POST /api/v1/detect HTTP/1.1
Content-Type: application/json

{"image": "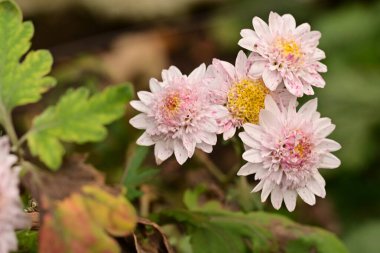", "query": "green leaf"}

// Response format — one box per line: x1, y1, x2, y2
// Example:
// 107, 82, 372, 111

344, 221, 380, 253
0, 0, 56, 112
159, 190, 349, 253
16, 230, 38, 253
27, 84, 133, 170
124, 145, 159, 200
